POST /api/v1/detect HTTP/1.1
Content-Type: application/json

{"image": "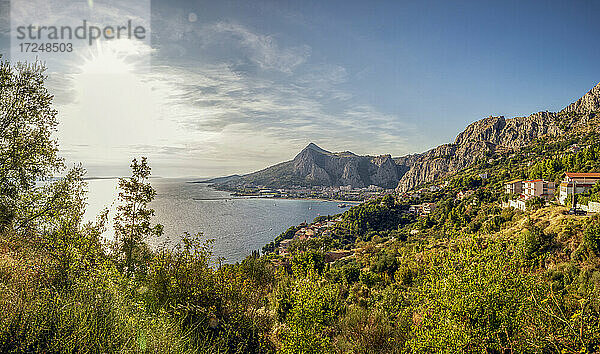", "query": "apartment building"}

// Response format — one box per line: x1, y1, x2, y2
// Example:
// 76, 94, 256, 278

558, 172, 600, 205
